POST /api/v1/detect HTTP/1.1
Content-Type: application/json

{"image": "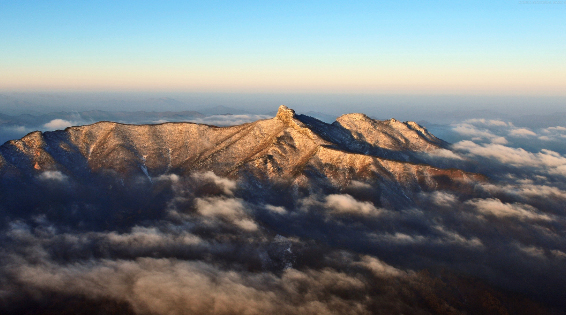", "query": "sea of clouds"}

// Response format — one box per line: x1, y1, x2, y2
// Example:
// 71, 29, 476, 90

1, 117, 565, 314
